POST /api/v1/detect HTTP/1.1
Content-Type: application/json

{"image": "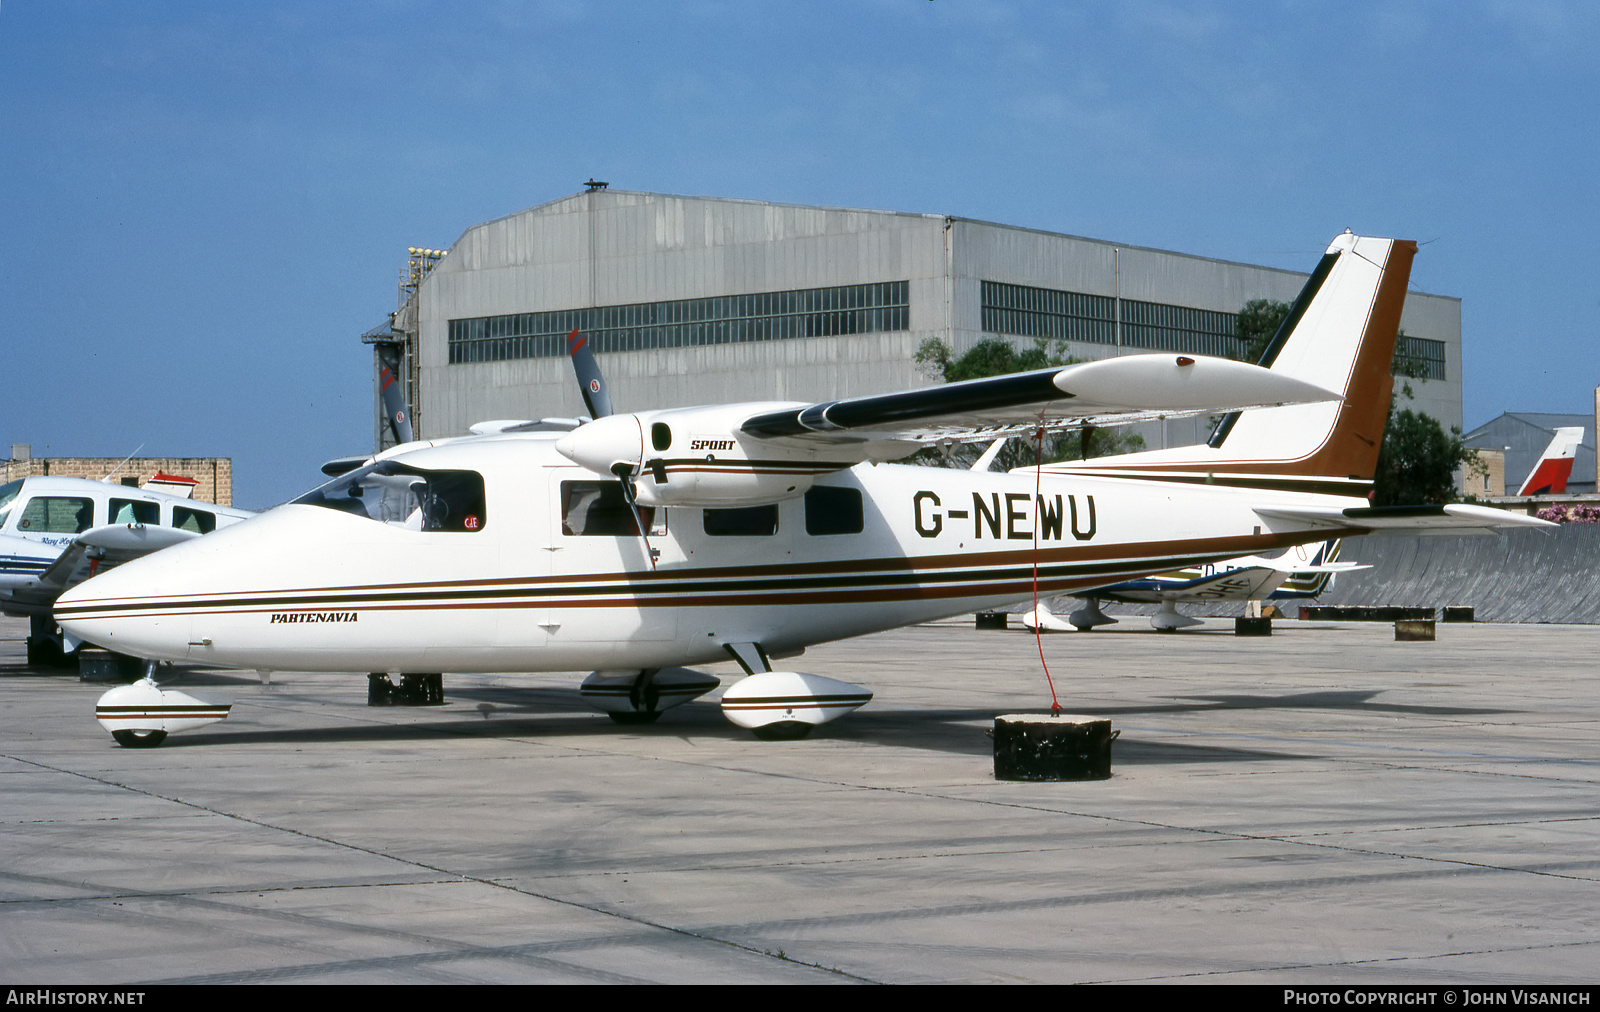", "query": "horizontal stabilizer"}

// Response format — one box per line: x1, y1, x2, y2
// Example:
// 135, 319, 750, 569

1256, 503, 1555, 536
